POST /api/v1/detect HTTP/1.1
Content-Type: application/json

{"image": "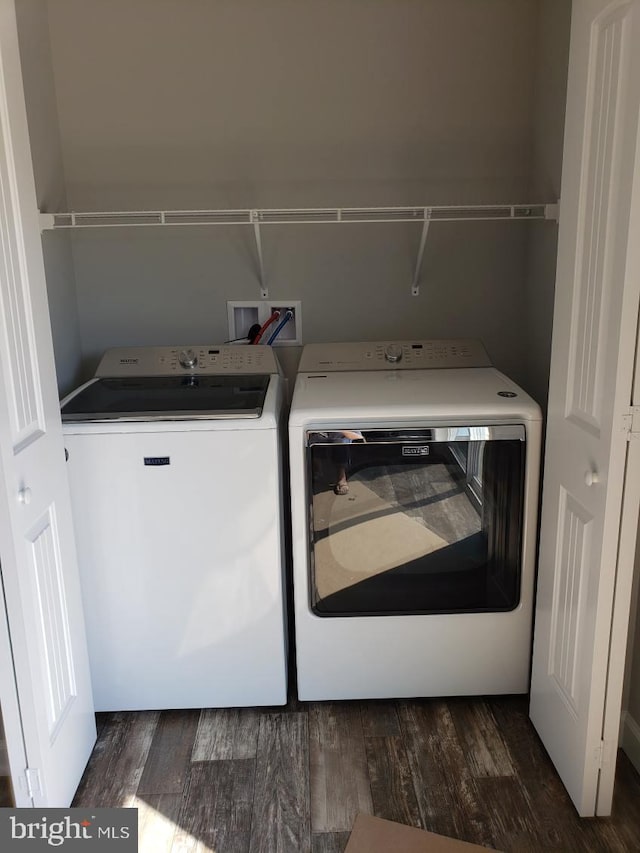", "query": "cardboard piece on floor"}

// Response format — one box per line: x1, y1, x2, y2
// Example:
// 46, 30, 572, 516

345, 814, 498, 852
